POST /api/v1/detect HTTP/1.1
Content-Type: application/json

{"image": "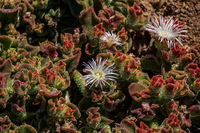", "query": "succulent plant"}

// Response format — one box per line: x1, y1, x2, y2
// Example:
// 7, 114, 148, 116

145, 16, 187, 48
0, 0, 199, 132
